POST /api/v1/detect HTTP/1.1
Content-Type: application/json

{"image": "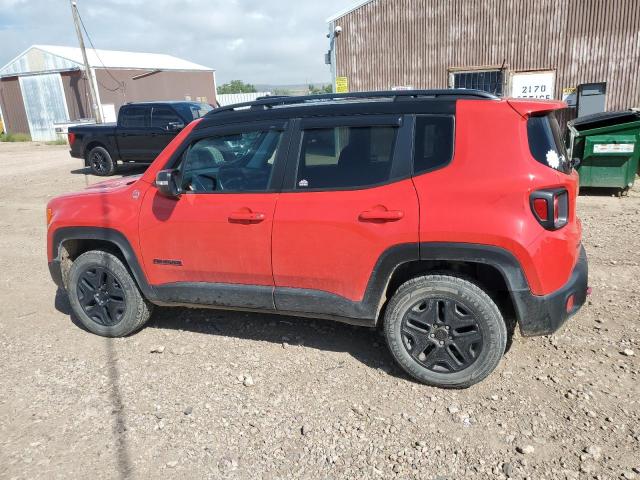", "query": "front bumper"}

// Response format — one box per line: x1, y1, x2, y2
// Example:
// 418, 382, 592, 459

513, 245, 589, 336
